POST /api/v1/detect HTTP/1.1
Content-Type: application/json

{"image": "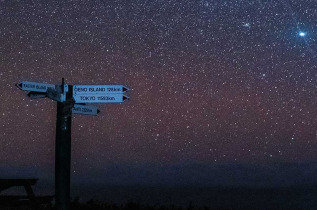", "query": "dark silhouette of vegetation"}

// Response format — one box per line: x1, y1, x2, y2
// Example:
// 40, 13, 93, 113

69, 199, 216, 210
0, 199, 225, 210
